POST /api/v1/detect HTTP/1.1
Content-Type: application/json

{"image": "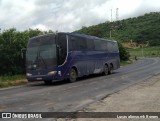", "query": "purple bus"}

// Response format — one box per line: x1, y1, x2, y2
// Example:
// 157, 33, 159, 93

26, 32, 120, 84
